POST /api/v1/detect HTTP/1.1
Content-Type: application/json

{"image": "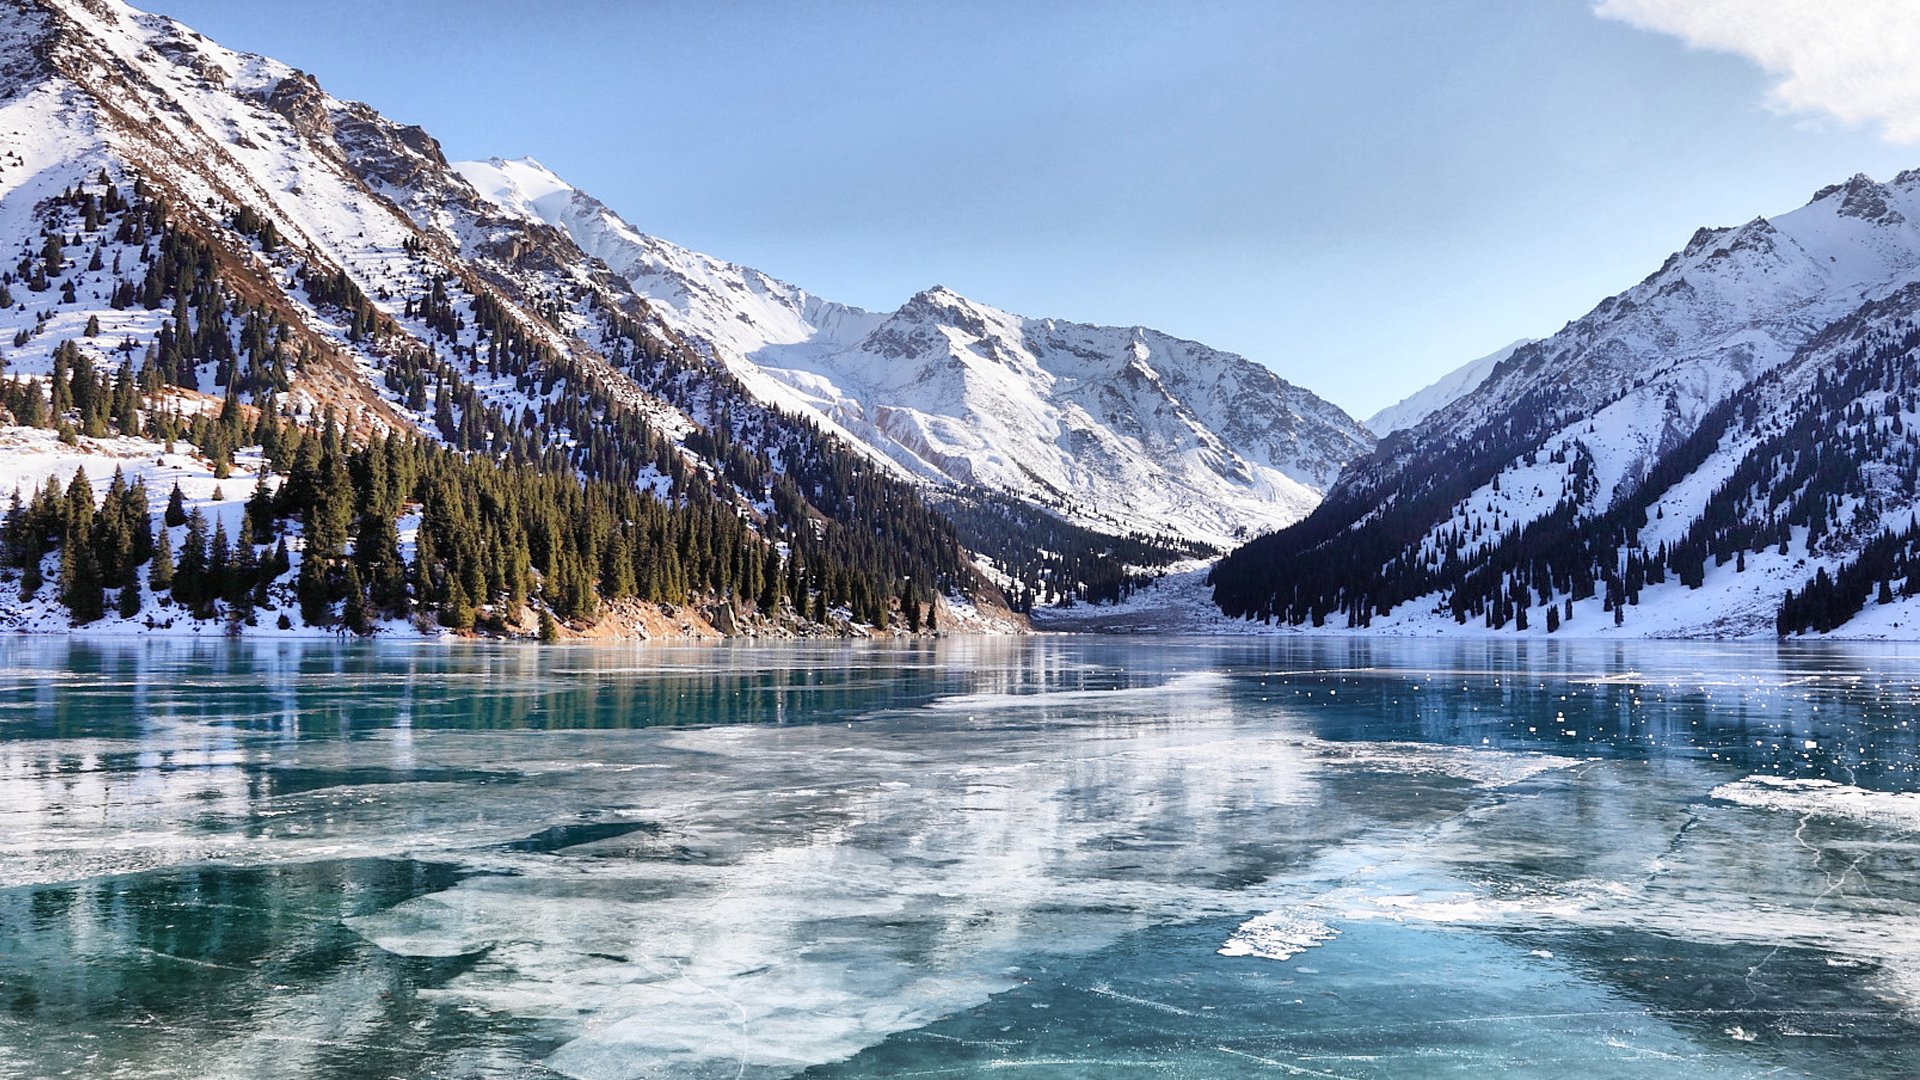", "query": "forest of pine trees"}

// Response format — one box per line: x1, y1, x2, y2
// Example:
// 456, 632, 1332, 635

0, 174, 976, 636
0, 373, 942, 635
934, 489, 1210, 610
1210, 310, 1920, 637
